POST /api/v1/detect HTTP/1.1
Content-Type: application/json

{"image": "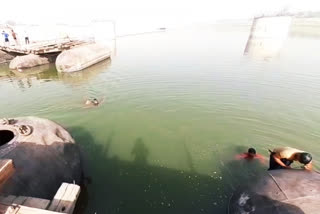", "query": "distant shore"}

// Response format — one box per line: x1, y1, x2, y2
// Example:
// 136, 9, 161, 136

290, 18, 320, 37
214, 17, 320, 38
